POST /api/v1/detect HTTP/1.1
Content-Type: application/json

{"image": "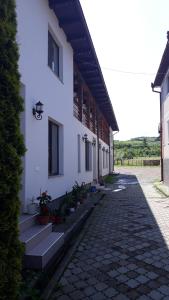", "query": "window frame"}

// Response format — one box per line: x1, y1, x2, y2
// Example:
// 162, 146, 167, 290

85, 141, 92, 171
48, 120, 59, 176
48, 30, 63, 81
